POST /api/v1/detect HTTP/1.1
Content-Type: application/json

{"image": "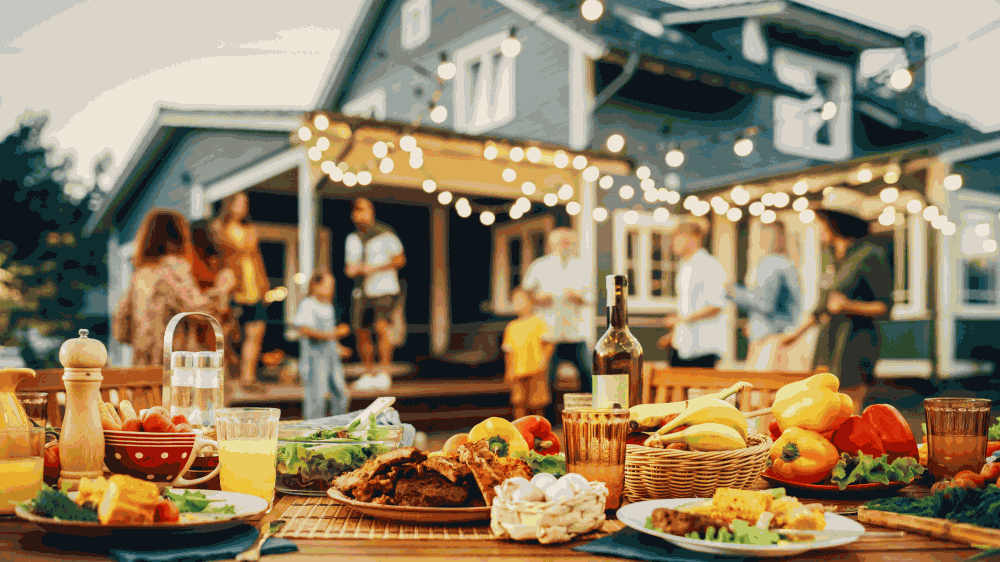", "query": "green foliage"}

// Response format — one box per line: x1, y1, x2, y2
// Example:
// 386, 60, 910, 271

830, 452, 924, 490
163, 490, 236, 514
27, 484, 100, 522
865, 484, 1000, 531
